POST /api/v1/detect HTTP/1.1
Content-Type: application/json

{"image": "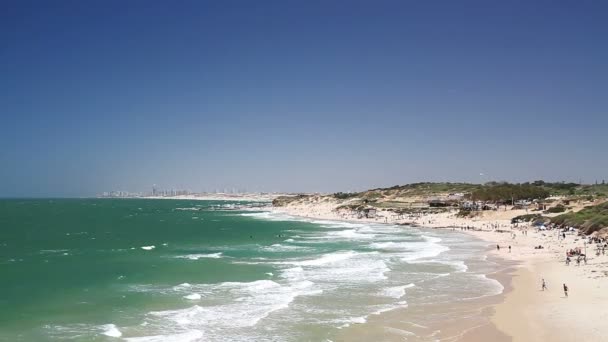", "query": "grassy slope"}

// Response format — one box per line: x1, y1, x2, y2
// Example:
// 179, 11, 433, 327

551, 201, 608, 234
